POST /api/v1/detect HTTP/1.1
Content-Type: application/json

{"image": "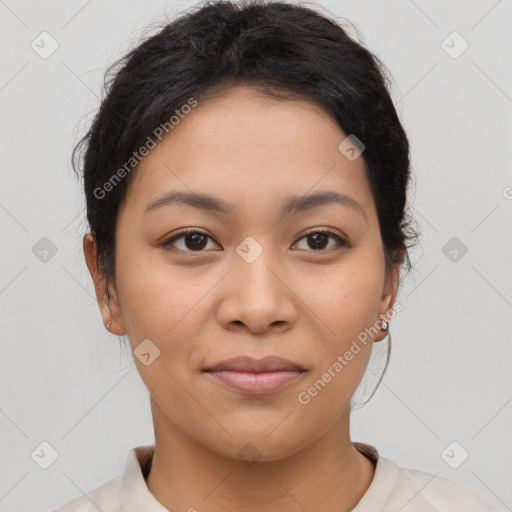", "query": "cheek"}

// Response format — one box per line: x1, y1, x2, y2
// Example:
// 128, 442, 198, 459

294, 268, 380, 420
115, 246, 217, 394
301, 258, 384, 341
115, 239, 203, 337
115, 258, 203, 403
